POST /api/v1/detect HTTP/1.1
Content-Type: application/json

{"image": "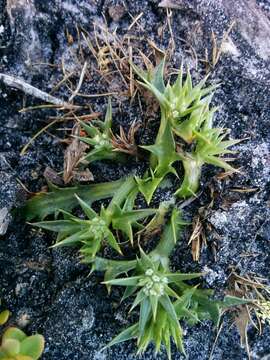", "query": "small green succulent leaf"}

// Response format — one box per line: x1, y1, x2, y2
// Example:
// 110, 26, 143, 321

130, 289, 147, 311
131, 60, 169, 109
51, 230, 87, 248
1, 338, 20, 356
2, 328, 27, 343
79, 100, 121, 164
175, 155, 202, 198
151, 59, 166, 93
20, 335, 45, 360
149, 295, 158, 321
112, 208, 157, 243
151, 208, 183, 261
0, 310, 10, 326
